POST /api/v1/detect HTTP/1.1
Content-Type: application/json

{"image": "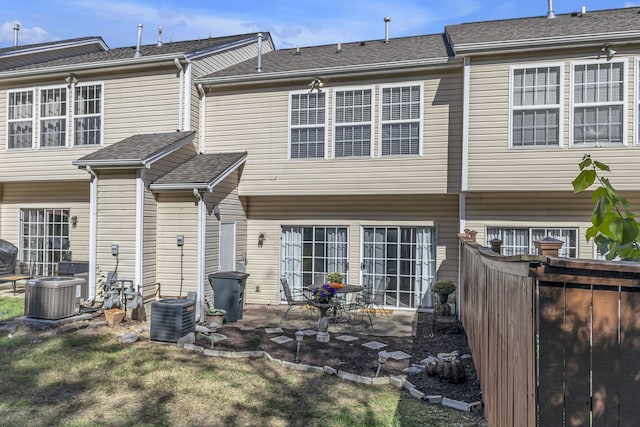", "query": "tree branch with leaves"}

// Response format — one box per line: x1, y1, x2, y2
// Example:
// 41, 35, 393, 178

572, 154, 640, 261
